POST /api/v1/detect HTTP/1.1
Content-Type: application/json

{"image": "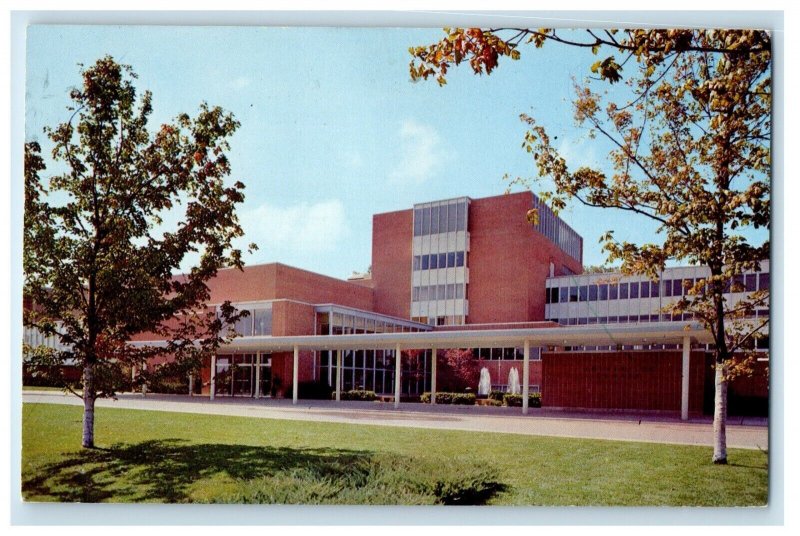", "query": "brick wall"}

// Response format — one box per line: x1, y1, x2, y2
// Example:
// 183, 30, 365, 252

542, 350, 706, 413
371, 209, 413, 319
